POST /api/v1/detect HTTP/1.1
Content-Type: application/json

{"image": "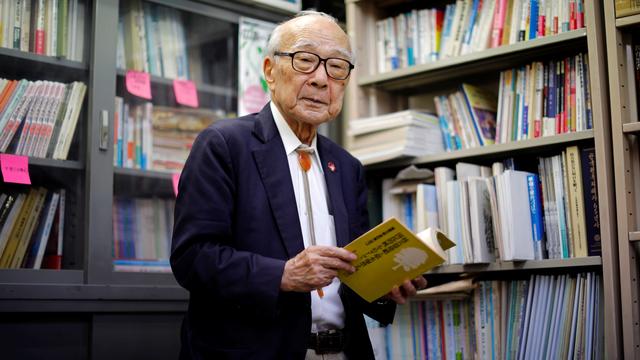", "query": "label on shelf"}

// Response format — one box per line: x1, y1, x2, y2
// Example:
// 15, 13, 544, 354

173, 172, 180, 196
173, 79, 199, 108
0, 154, 31, 185
125, 70, 152, 100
